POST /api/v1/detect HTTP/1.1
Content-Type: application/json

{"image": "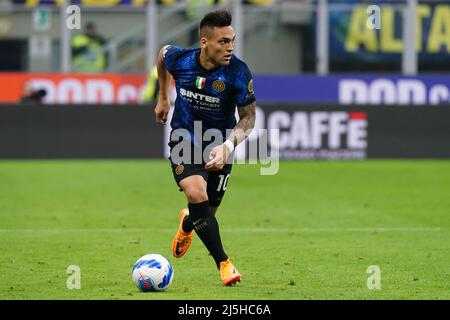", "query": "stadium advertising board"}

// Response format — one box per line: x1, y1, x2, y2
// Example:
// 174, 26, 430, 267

258, 107, 368, 160
0, 104, 164, 158
2, 73, 450, 105
326, 0, 450, 67
257, 105, 450, 159
255, 75, 450, 105
0, 73, 146, 104
14, 0, 152, 6
1, 104, 449, 159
